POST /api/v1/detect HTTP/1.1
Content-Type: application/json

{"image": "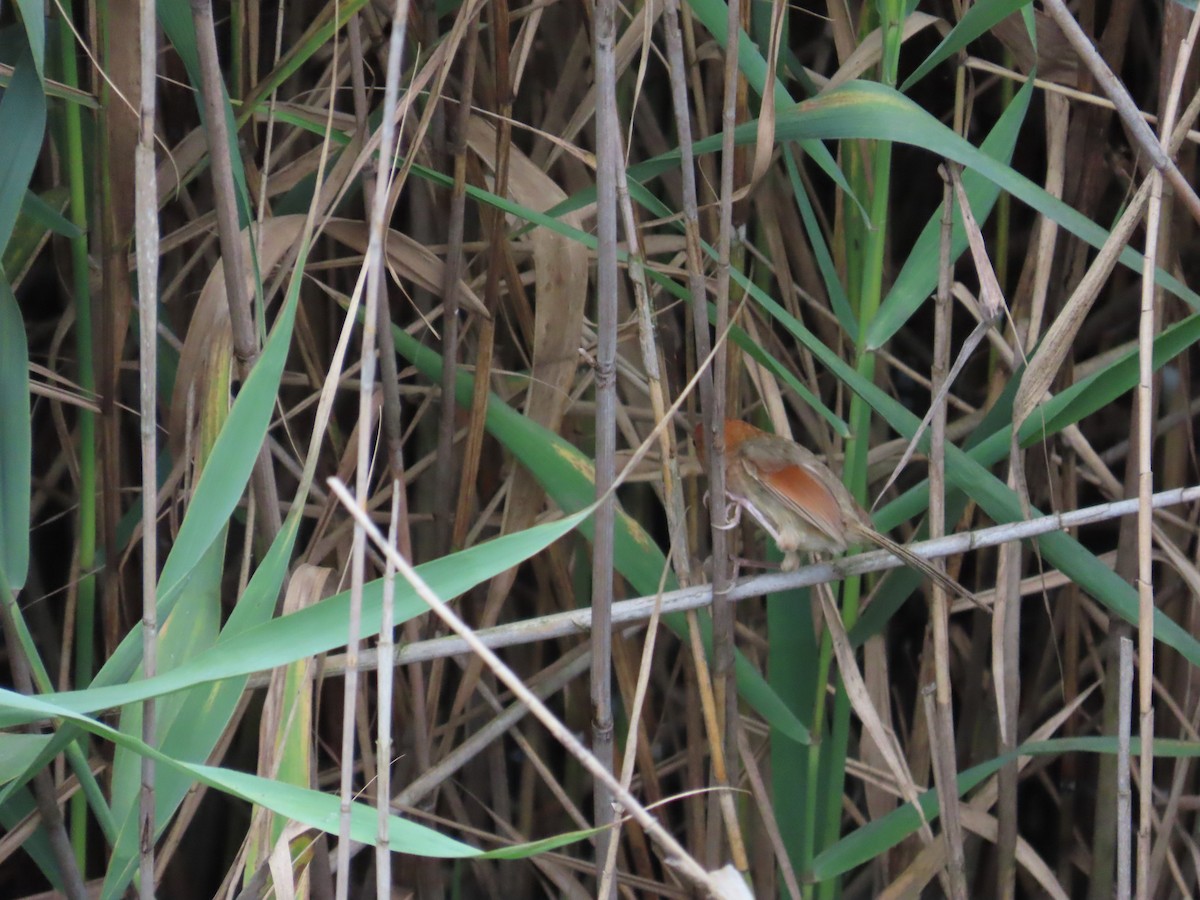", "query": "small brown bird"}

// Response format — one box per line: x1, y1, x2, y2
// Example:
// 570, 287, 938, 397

695, 419, 975, 604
